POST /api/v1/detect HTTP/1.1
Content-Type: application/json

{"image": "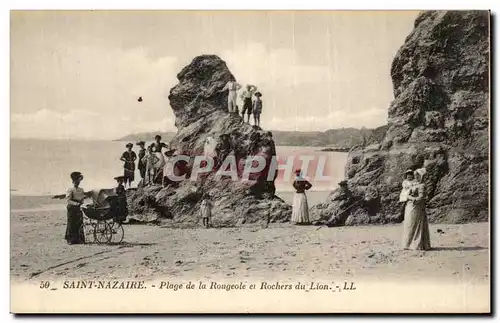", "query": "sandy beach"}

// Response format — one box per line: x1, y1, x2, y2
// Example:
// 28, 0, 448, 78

11, 195, 489, 285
